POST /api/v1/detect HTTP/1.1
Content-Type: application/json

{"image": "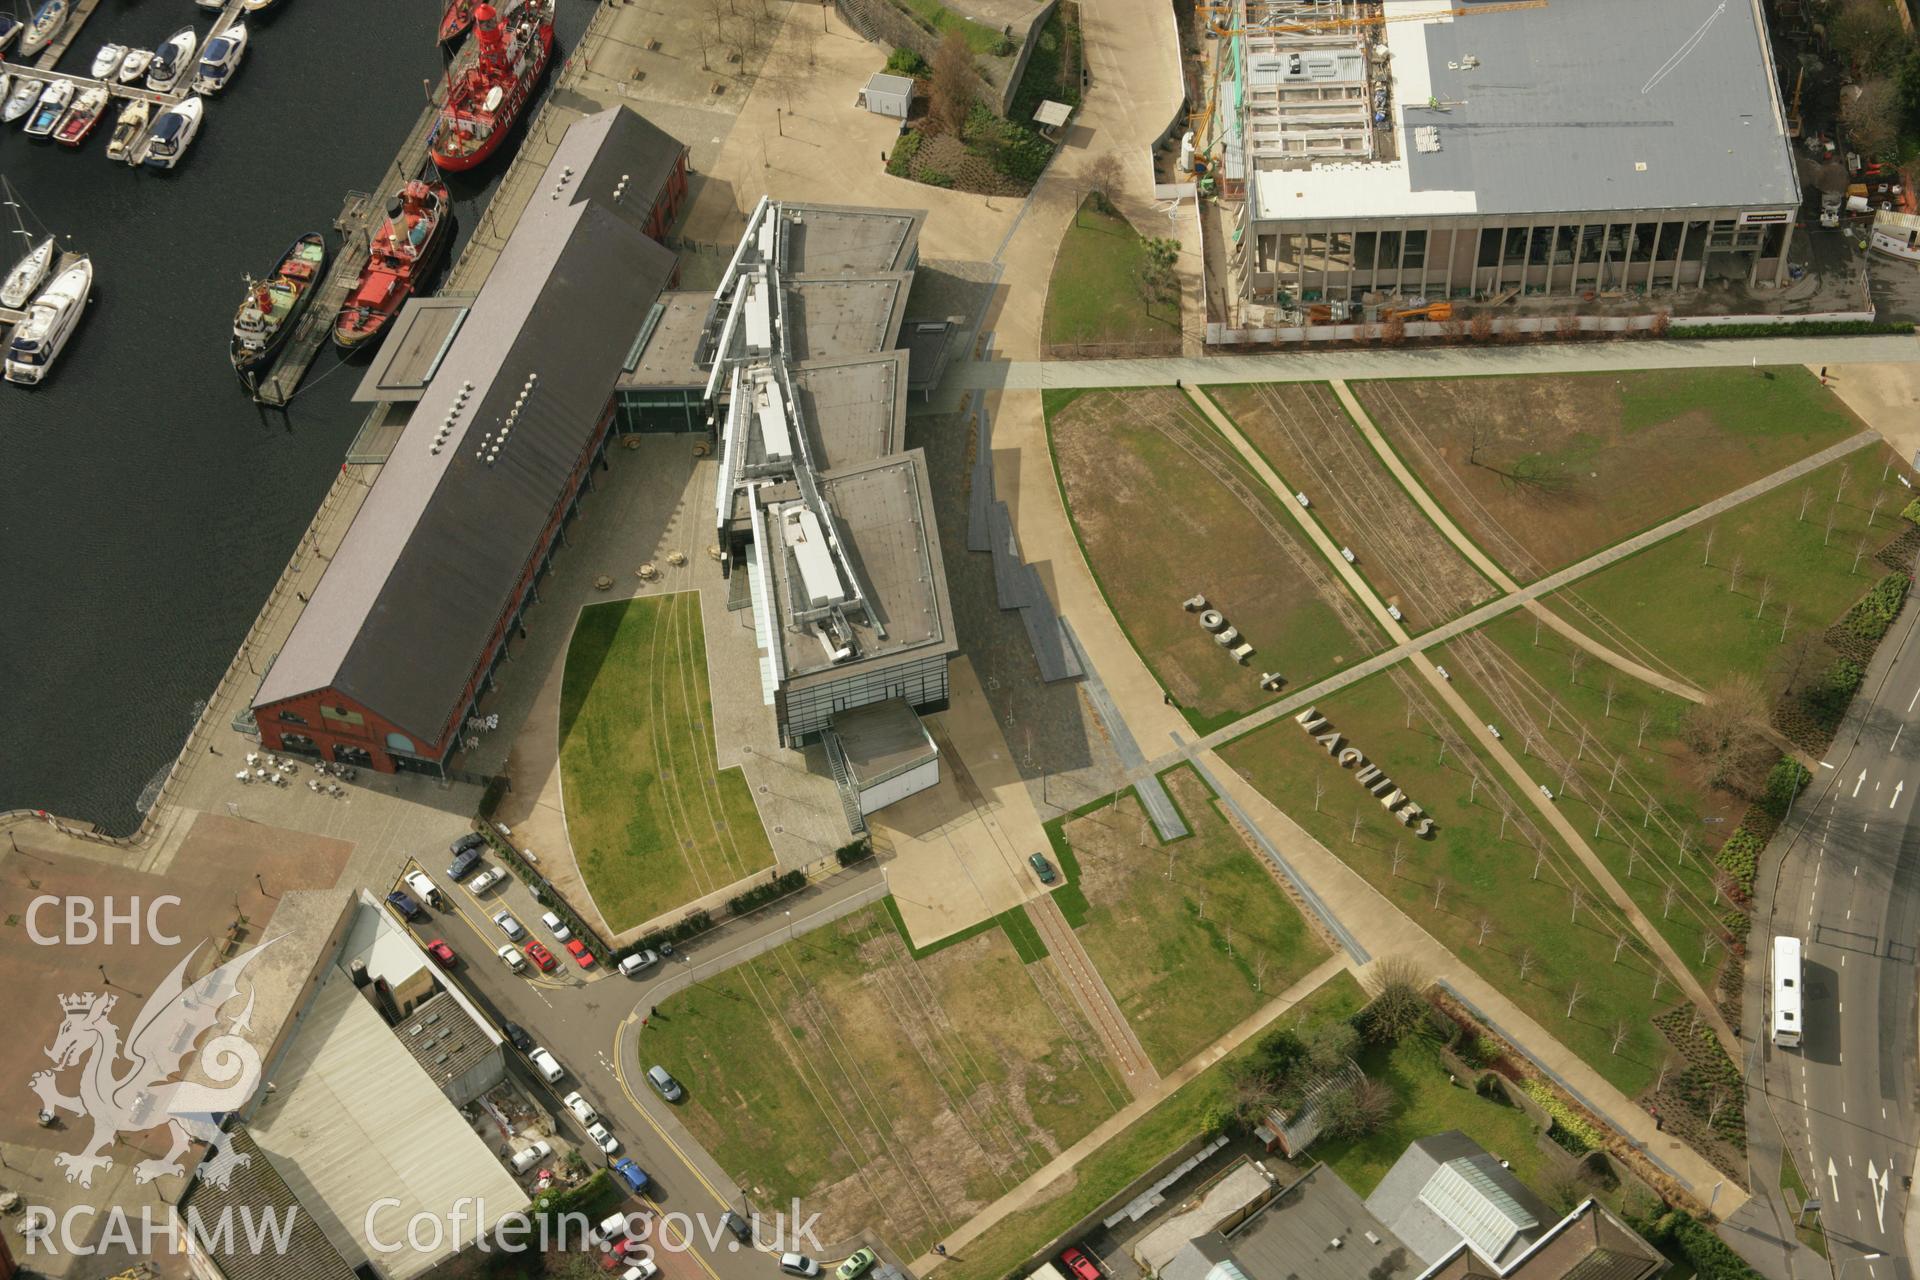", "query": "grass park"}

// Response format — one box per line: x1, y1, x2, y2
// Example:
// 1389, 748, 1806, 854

1437, 613, 1744, 991
1205, 381, 1497, 630
1048, 387, 1386, 730
1054, 767, 1332, 1073
1355, 367, 1870, 581
1548, 444, 1918, 711
939, 971, 1368, 1280
1042, 197, 1183, 354
644, 906, 1129, 1259
558, 594, 774, 932
1219, 668, 1694, 1098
